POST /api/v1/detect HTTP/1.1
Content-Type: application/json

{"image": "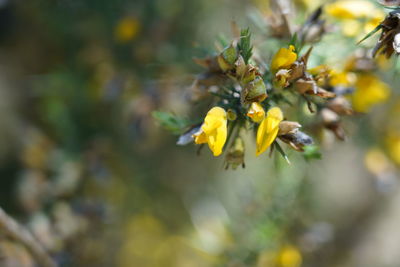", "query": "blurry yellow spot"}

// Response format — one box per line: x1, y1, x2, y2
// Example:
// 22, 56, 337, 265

257, 250, 276, 267
326, 0, 377, 19
296, 0, 324, 10
271, 45, 297, 73
21, 131, 53, 169
365, 14, 385, 33
276, 245, 302, 267
247, 102, 265, 123
118, 214, 166, 267
115, 17, 140, 43
194, 107, 227, 156
326, 1, 384, 38
329, 71, 355, 87
352, 74, 390, 112
364, 148, 390, 175
386, 133, 400, 165
375, 54, 391, 70
341, 20, 362, 37
256, 107, 283, 156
